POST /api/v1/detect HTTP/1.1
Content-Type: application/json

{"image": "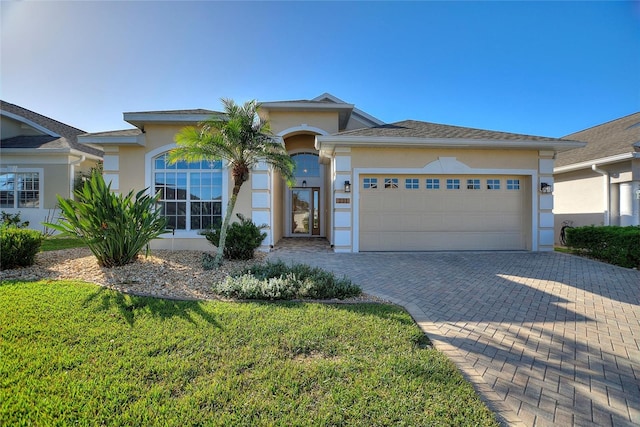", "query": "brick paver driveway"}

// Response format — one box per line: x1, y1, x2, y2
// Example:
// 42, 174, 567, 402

268, 247, 640, 427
